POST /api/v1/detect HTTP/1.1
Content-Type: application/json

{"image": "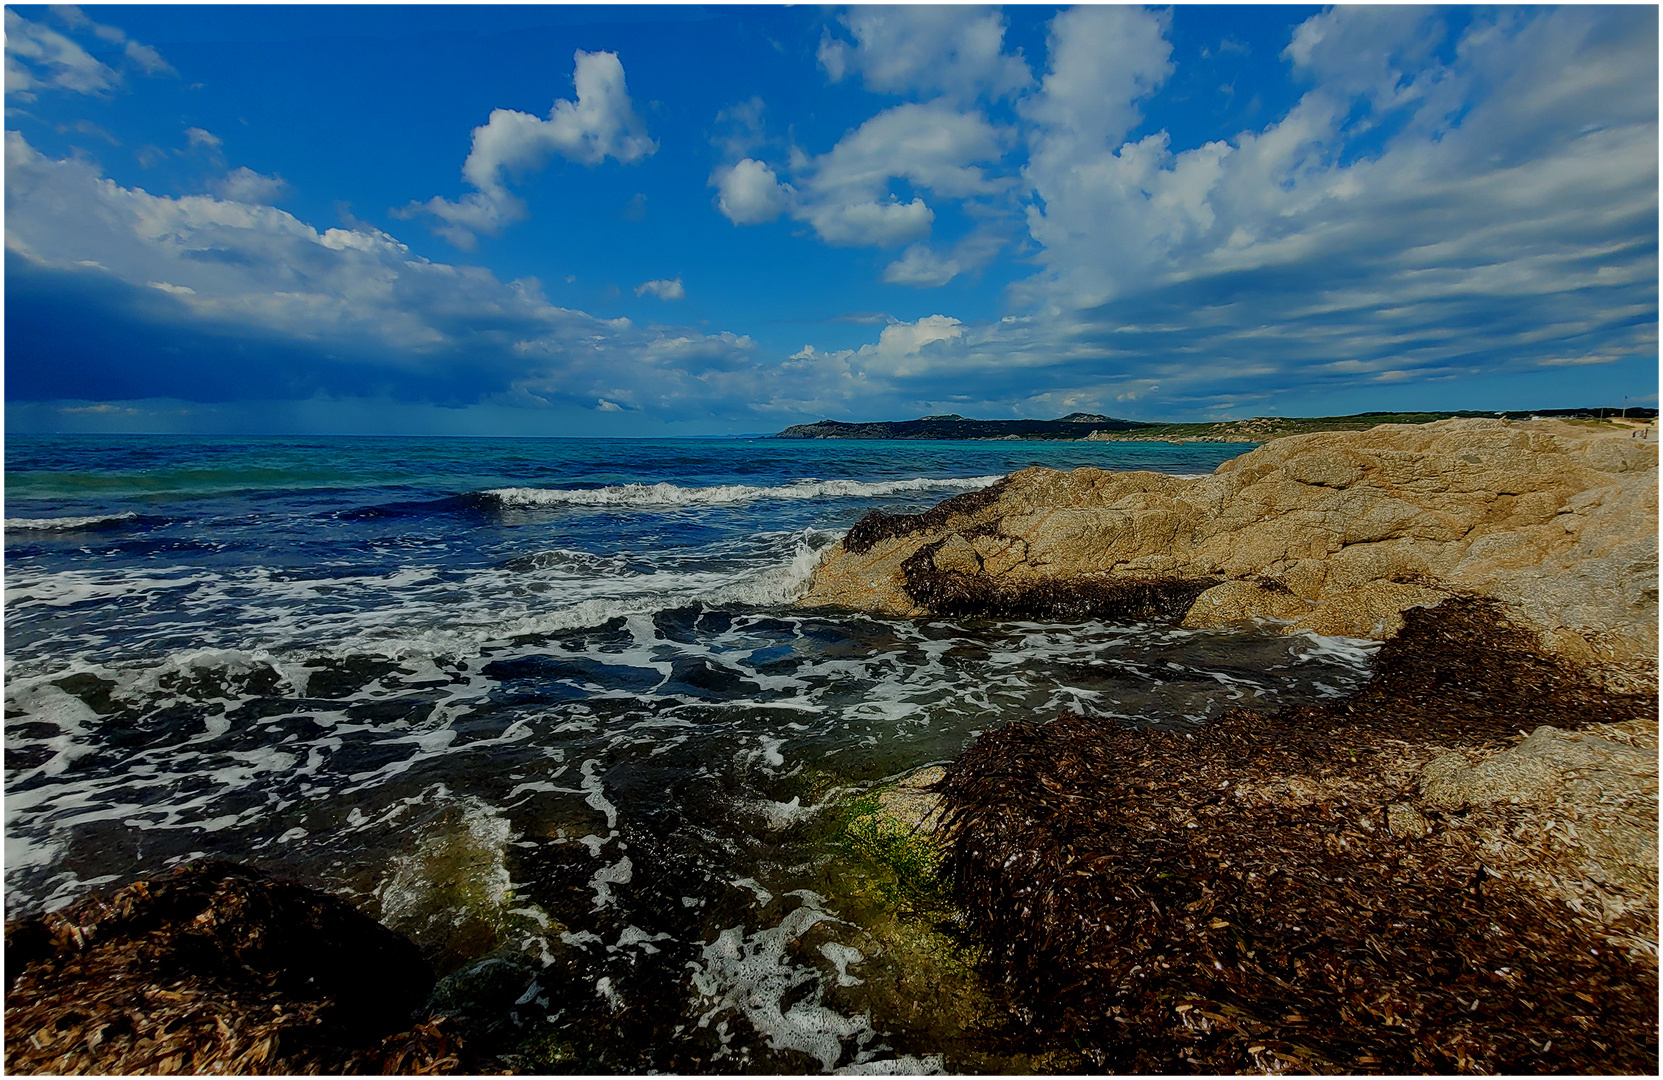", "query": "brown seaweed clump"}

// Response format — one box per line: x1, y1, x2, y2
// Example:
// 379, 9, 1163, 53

937, 598, 1659, 1073
4, 861, 501, 1075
